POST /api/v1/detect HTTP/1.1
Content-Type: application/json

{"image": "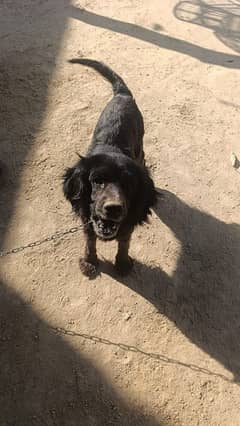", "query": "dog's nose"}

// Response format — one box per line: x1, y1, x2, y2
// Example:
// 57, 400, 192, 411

103, 202, 123, 219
